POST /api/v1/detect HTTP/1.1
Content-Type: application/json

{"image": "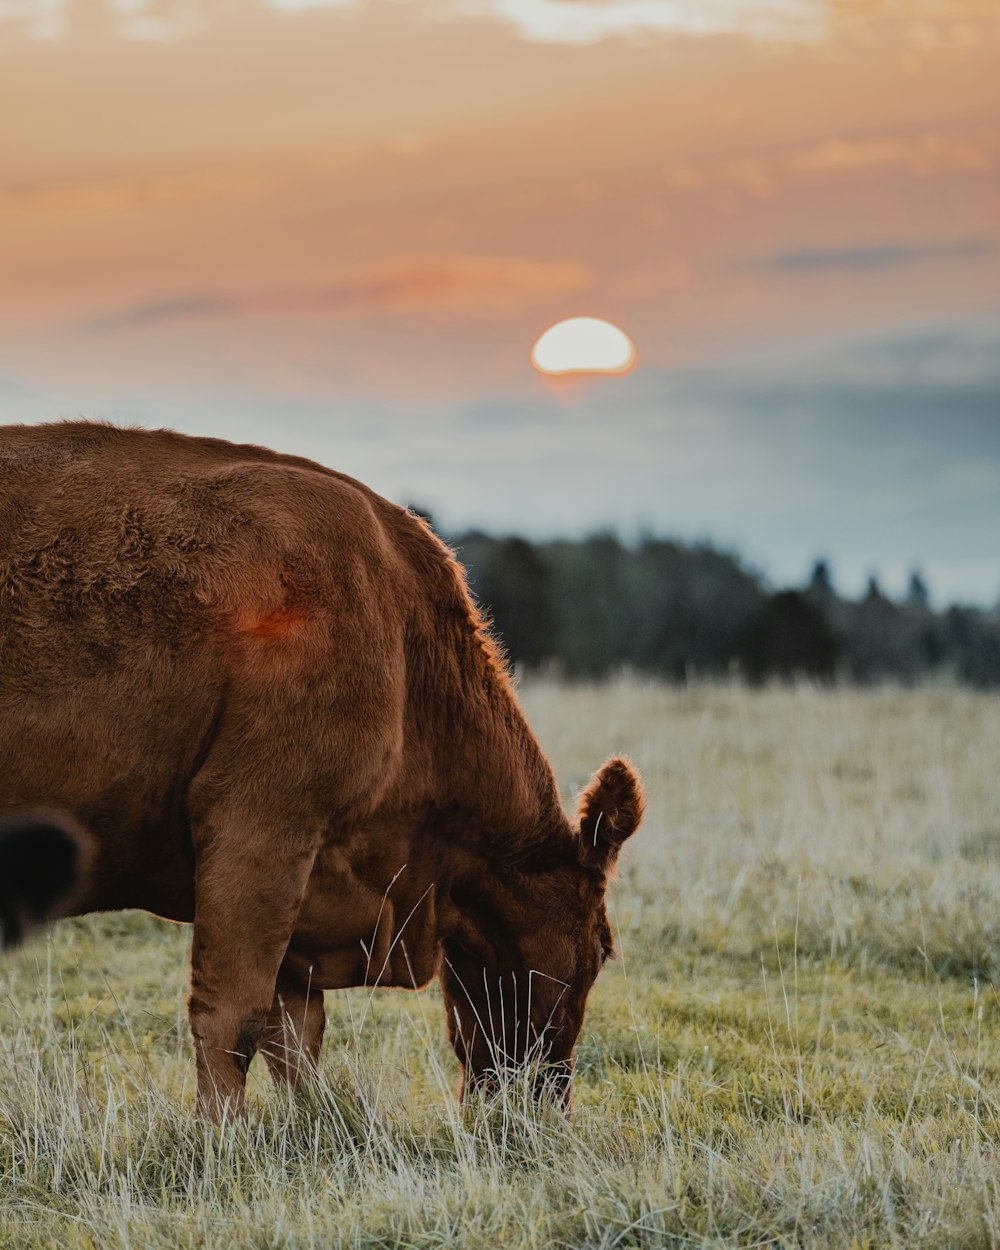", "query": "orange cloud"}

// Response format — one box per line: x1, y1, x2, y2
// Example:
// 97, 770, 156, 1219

655, 126, 997, 213
85, 254, 592, 329
793, 132, 995, 176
